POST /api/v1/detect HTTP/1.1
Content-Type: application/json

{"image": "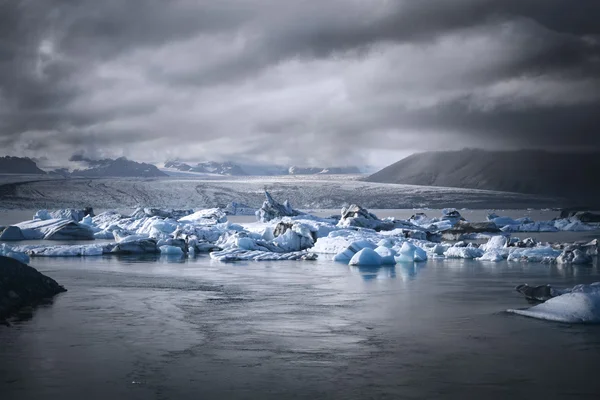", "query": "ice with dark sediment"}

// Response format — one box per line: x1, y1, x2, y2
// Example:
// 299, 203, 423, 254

1, 203, 598, 272
509, 282, 600, 323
